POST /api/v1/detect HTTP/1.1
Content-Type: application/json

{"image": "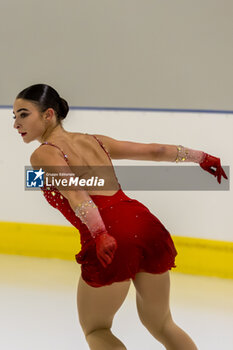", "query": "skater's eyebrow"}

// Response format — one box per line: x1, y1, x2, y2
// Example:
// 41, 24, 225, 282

13, 108, 30, 115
